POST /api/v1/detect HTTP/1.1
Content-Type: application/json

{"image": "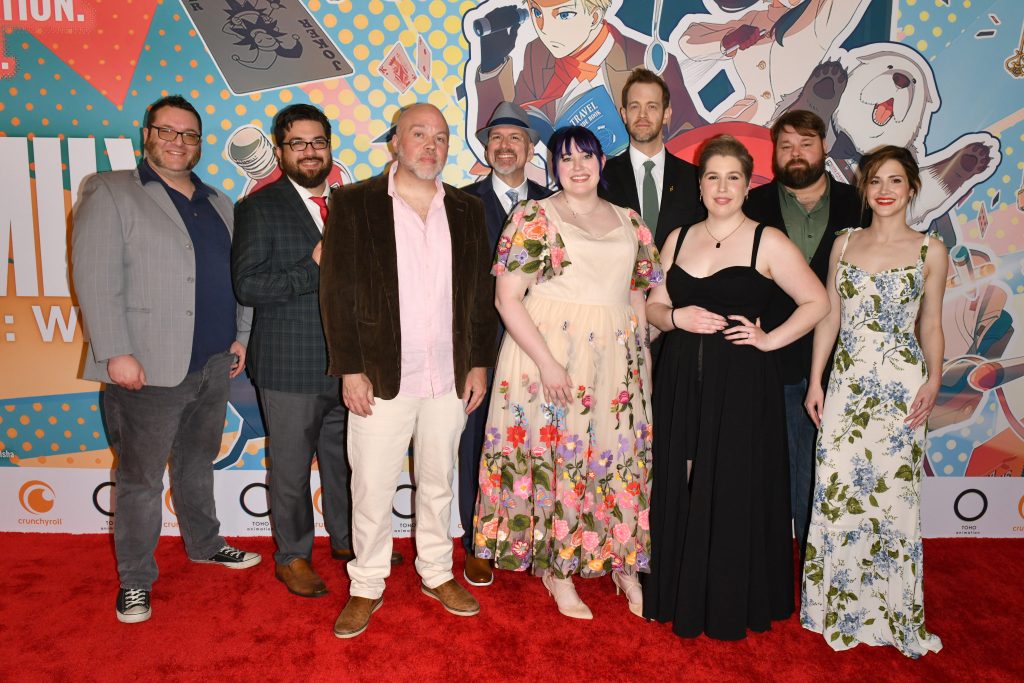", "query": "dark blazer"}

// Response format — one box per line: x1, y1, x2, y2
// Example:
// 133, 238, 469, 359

462, 175, 551, 249
599, 148, 705, 250
319, 172, 498, 400
232, 177, 336, 394
744, 177, 867, 385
